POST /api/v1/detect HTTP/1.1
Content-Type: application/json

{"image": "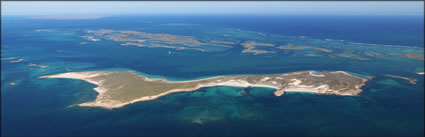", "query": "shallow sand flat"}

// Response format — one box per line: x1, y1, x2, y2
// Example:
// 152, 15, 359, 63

9, 58, 23, 63
40, 70, 369, 109
385, 74, 417, 84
